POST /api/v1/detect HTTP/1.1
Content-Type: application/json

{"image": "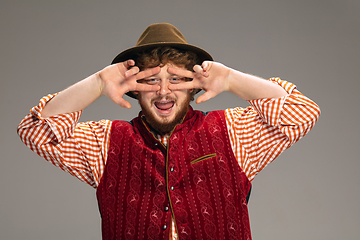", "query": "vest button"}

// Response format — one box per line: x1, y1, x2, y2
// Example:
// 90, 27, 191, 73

163, 225, 167, 230
154, 142, 158, 146
170, 186, 174, 190
170, 167, 174, 172
164, 206, 169, 211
